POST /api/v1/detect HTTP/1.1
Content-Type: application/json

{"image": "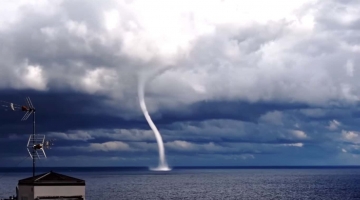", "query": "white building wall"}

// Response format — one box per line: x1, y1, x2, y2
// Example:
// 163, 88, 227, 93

34, 186, 85, 198
18, 185, 34, 200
